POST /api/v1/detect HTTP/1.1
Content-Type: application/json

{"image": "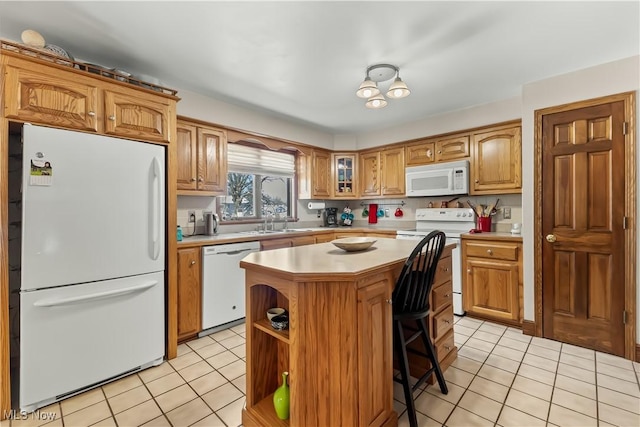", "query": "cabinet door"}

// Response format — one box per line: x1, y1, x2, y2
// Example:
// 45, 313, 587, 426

104, 89, 171, 143
435, 135, 469, 161
260, 238, 293, 251
357, 279, 393, 427
176, 121, 198, 191
359, 151, 381, 197
4, 63, 99, 132
405, 140, 435, 166
292, 235, 316, 246
332, 153, 357, 197
463, 258, 519, 322
177, 247, 202, 341
312, 150, 332, 198
380, 148, 405, 195
314, 233, 335, 243
471, 126, 522, 194
197, 126, 227, 193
